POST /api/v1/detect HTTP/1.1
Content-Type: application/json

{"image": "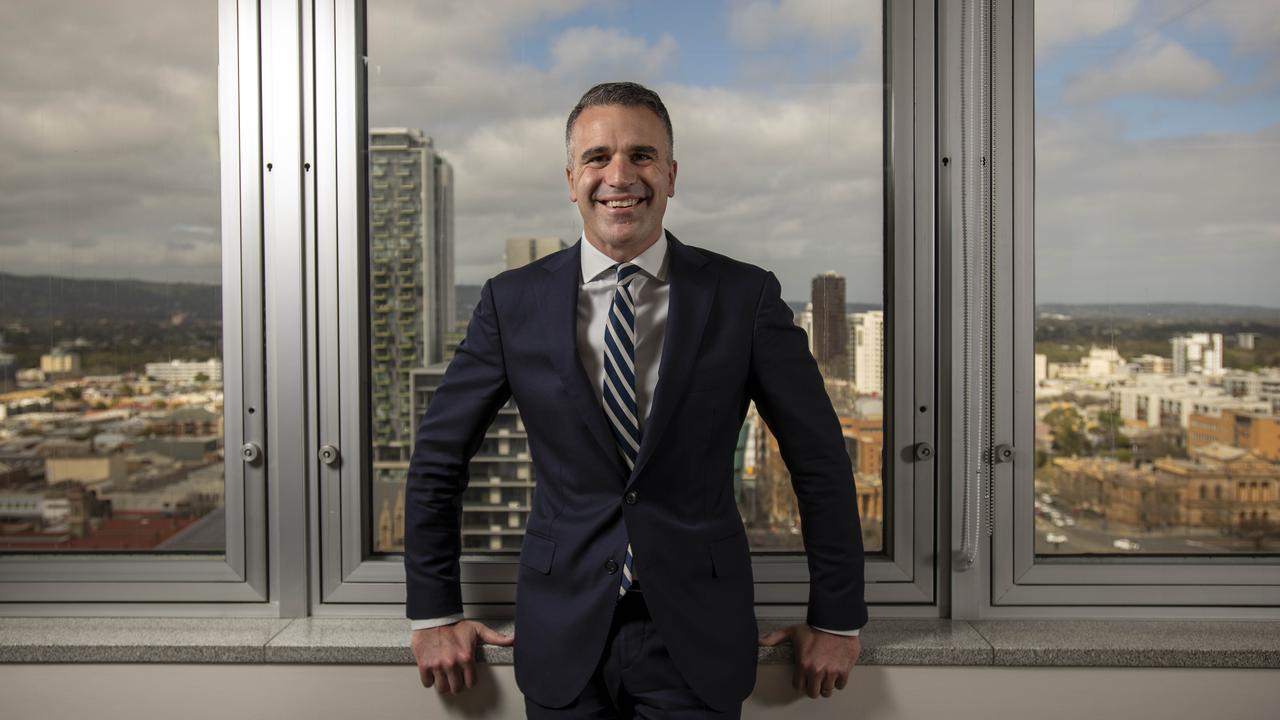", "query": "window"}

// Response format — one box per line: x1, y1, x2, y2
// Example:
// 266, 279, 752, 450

990, 0, 1280, 610
0, 0, 266, 601
315, 0, 935, 613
